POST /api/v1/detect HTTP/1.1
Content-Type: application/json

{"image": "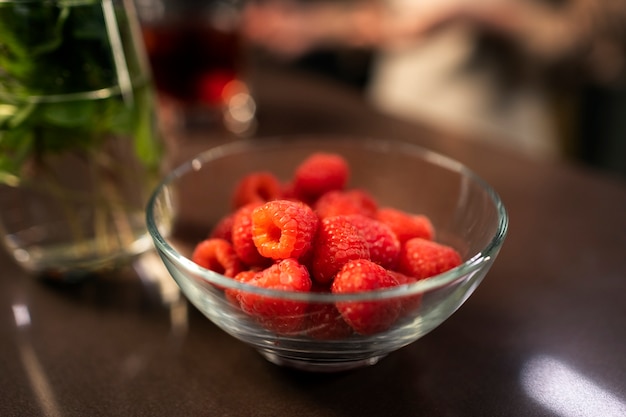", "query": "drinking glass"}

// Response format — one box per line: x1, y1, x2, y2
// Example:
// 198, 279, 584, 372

0, 0, 164, 280
134, 0, 256, 137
